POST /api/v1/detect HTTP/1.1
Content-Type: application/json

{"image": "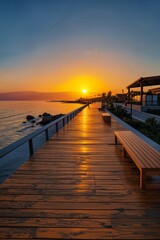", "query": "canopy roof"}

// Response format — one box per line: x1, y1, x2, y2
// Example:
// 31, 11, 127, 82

127, 75, 160, 88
